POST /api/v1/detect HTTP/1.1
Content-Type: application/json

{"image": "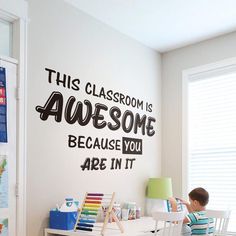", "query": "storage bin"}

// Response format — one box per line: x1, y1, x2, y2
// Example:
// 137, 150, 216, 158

49, 211, 78, 230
